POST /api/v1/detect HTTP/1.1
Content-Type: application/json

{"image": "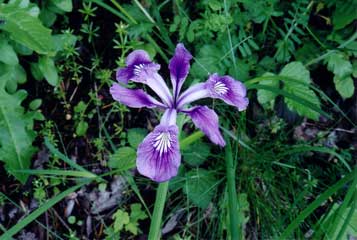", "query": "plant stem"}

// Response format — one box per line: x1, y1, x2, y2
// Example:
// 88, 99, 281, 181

225, 135, 240, 240
148, 181, 169, 240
